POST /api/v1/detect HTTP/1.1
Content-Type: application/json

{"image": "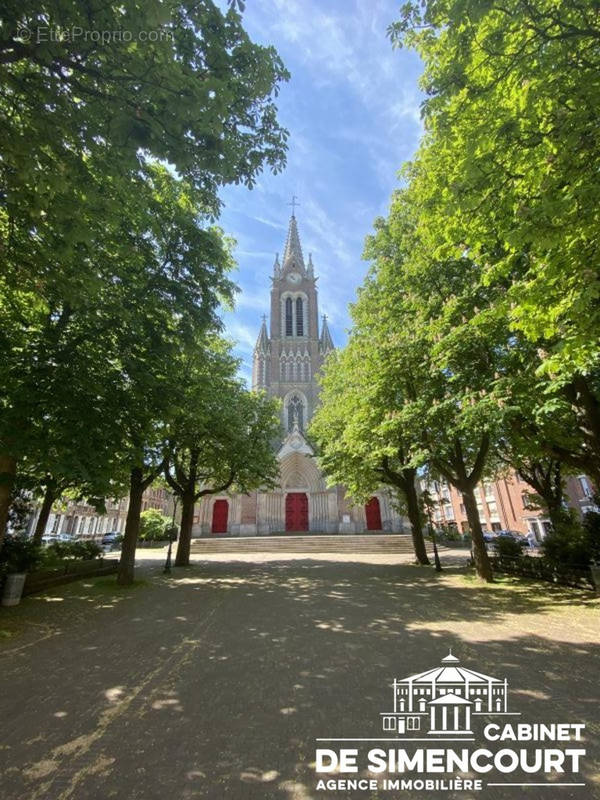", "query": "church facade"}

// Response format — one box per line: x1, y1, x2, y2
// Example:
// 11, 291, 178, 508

192, 213, 406, 536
